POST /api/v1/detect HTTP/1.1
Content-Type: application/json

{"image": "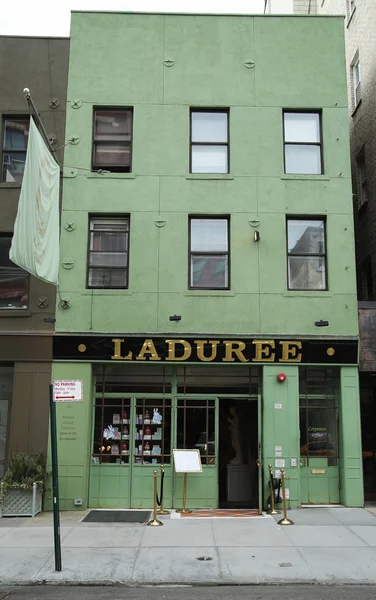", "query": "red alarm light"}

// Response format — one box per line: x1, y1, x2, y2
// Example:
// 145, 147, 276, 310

277, 373, 287, 383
